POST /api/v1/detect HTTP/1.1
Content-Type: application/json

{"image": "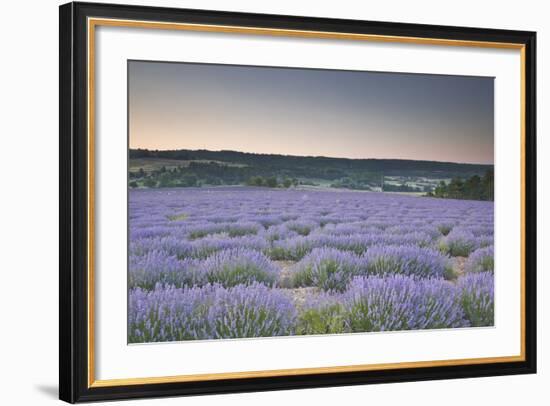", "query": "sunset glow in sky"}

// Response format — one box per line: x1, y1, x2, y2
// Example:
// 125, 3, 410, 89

129, 61, 494, 164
